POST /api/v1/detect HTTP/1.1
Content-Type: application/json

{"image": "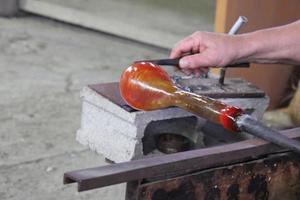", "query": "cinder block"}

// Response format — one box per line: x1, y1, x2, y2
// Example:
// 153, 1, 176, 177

0, 0, 19, 17
76, 85, 269, 163
76, 86, 196, 162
